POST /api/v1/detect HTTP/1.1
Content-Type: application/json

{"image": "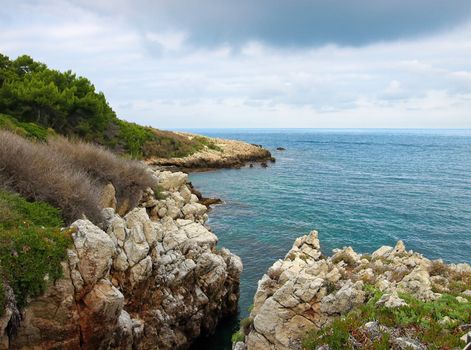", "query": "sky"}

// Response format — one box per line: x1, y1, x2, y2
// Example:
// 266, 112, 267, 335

1, 0, 471, 129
